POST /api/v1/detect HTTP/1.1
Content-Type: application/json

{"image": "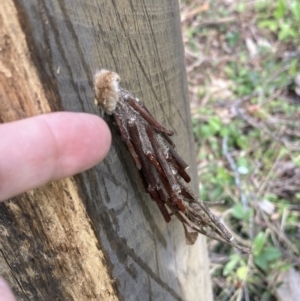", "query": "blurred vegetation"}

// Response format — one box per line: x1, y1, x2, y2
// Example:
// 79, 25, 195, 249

180, 0, 300, 300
